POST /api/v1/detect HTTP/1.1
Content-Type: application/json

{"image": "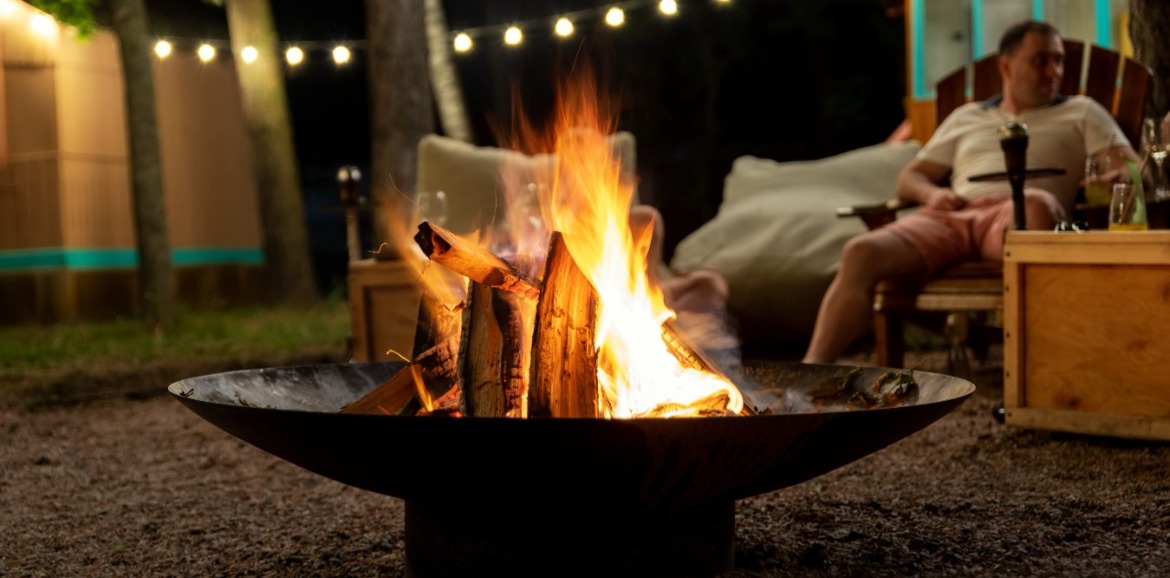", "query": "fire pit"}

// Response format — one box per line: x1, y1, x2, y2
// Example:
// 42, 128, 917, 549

169, 359, 973, 578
